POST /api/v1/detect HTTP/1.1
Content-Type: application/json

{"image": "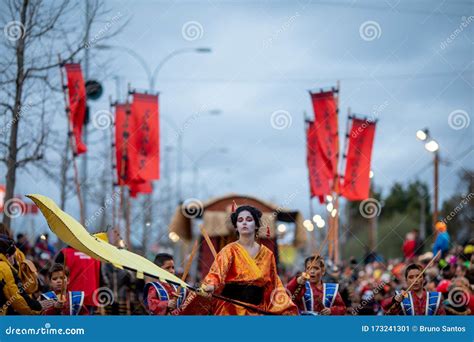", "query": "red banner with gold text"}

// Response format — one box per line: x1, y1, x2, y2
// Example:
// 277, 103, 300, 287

310, 91, 339, 177
64, 63, 87, 155
341, 118, 376, 200
307, 121, 331, 199
115, 103, 153, 197
130, 93, 160, 182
